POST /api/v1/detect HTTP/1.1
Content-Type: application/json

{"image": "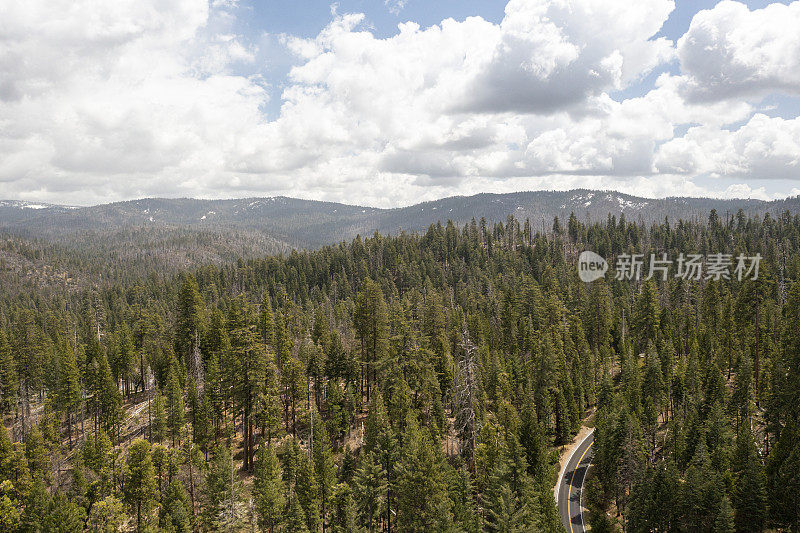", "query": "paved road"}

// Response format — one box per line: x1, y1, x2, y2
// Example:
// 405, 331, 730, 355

557, 430, 594, 533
